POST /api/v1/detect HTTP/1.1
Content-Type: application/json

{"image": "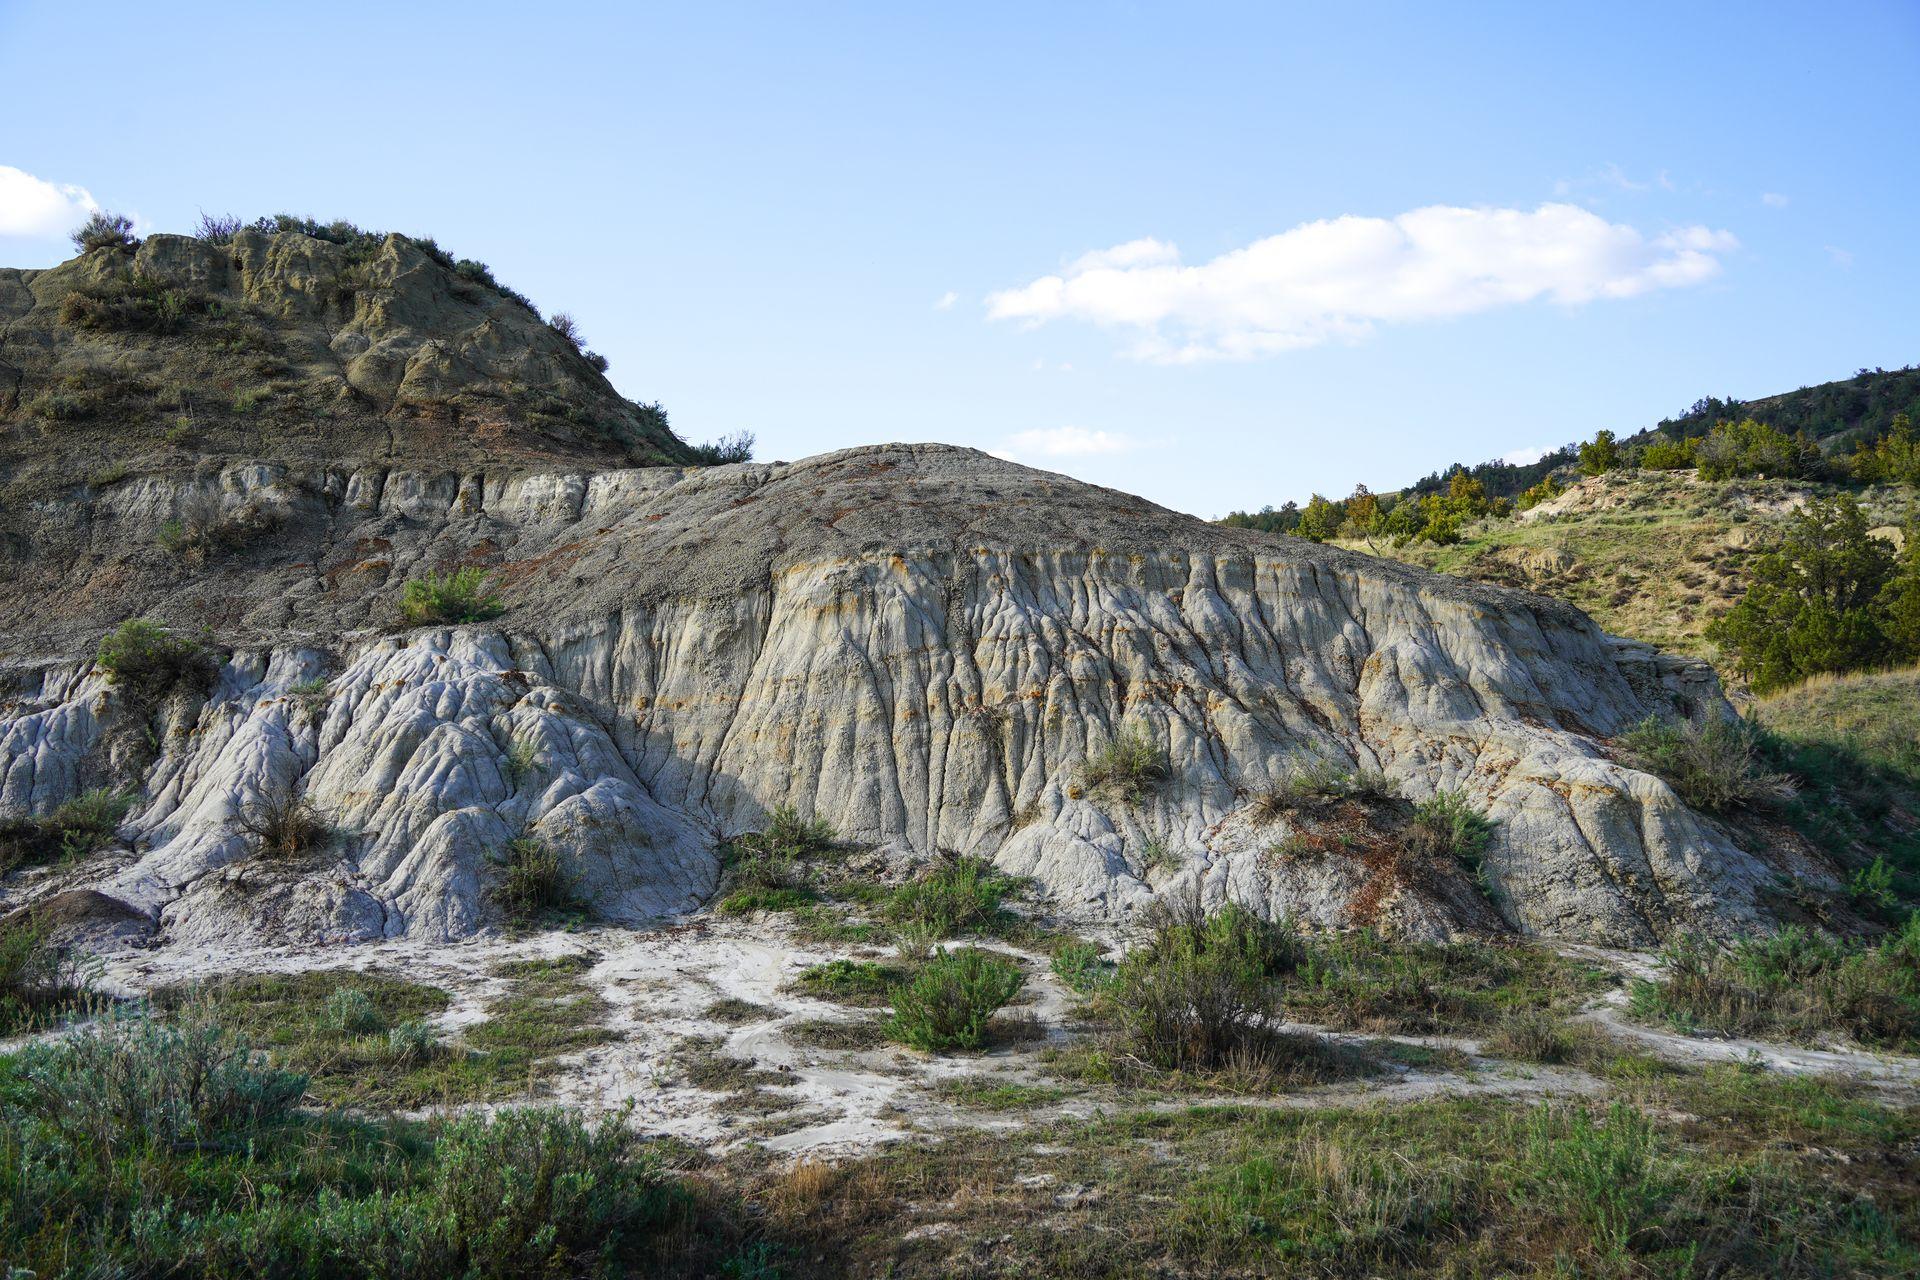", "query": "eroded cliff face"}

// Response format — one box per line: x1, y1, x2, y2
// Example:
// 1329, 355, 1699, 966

0, 444, 1830, 949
